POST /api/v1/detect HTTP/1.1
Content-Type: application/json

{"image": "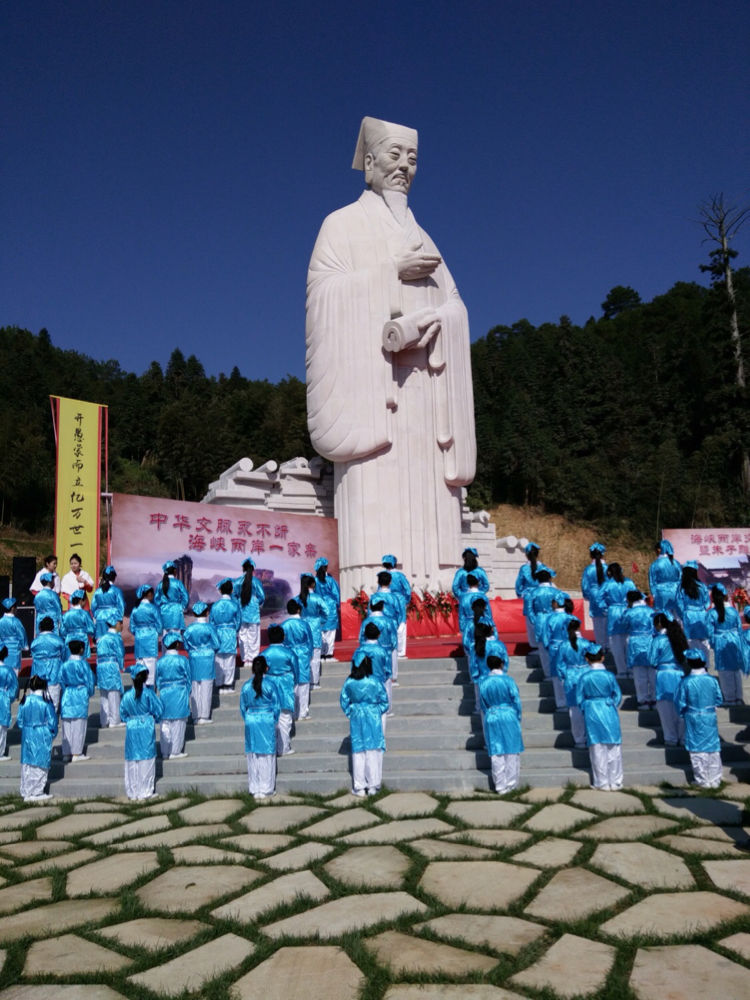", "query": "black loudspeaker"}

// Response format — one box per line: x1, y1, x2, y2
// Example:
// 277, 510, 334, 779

15, 606, 35, 649
12, 556, 37, 605
0, 577, 8, 603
